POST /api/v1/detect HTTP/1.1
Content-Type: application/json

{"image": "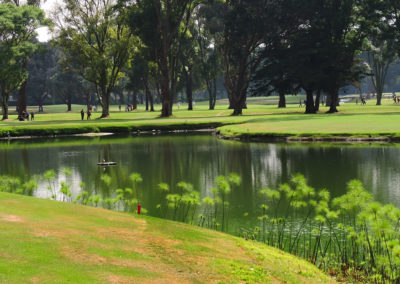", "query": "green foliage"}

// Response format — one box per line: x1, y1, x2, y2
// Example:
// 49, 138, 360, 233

100, 174, 112, 187
198, 173, 241, 231
164, 181, 200, 223
0, 176, 22, 193
157, 183, 169, 193
54, 0, 135, 117
127, 0, 199, 117
60, 181, 72, 202
74, 191, 89, 205
247, 174, 400, 282
21, 179, 38, 196
43, 169, 57, 199
0, 3, 49, 119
